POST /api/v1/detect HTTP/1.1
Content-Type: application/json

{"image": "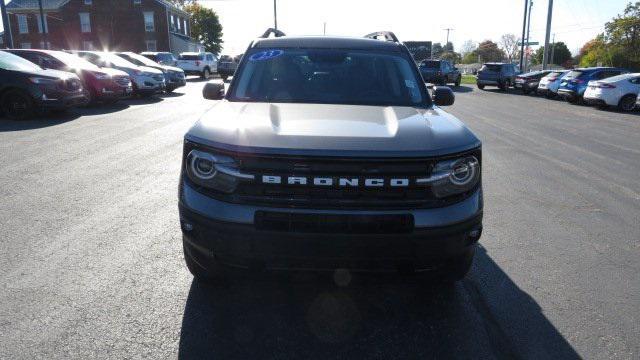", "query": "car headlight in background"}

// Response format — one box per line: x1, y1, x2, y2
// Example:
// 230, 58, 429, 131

418, 155, 480, 198
92, 72, 111, 80
28, 77, 60, 85
185, 149, 253, 193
